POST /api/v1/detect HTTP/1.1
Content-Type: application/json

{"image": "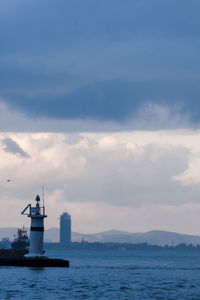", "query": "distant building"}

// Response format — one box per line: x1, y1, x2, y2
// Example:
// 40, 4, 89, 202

60, 212, 71, 245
